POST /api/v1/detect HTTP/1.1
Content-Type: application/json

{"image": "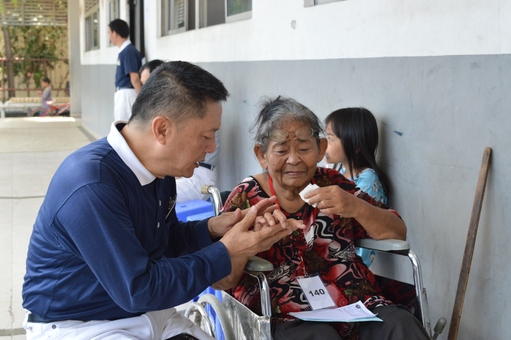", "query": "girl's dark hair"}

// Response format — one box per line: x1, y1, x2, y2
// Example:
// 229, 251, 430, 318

325, 107, 390, 196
